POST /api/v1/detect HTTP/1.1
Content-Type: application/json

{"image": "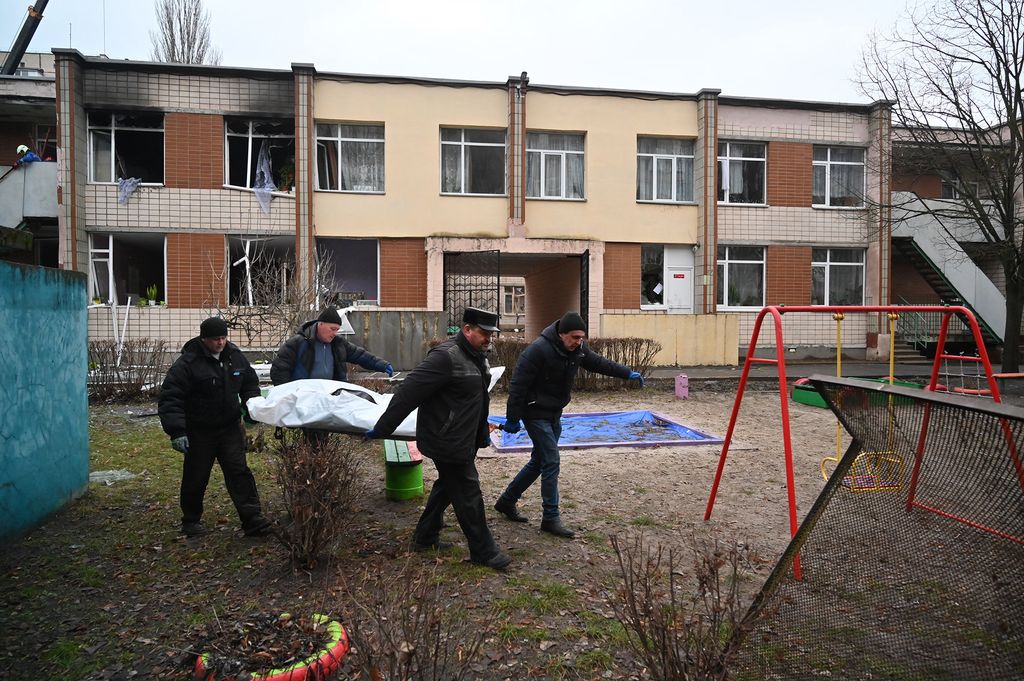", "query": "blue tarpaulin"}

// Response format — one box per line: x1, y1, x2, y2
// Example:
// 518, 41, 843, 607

488, 410, 723, 452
